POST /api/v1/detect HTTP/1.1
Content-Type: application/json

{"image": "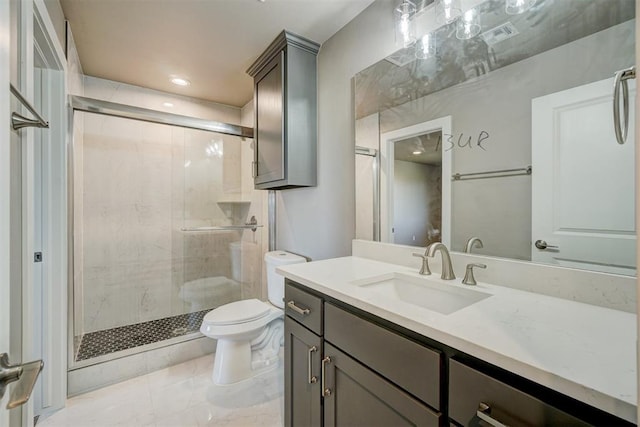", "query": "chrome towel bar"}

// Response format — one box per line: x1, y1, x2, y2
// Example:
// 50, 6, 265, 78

180, 224, 264, 232
452, 166, 532, 181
